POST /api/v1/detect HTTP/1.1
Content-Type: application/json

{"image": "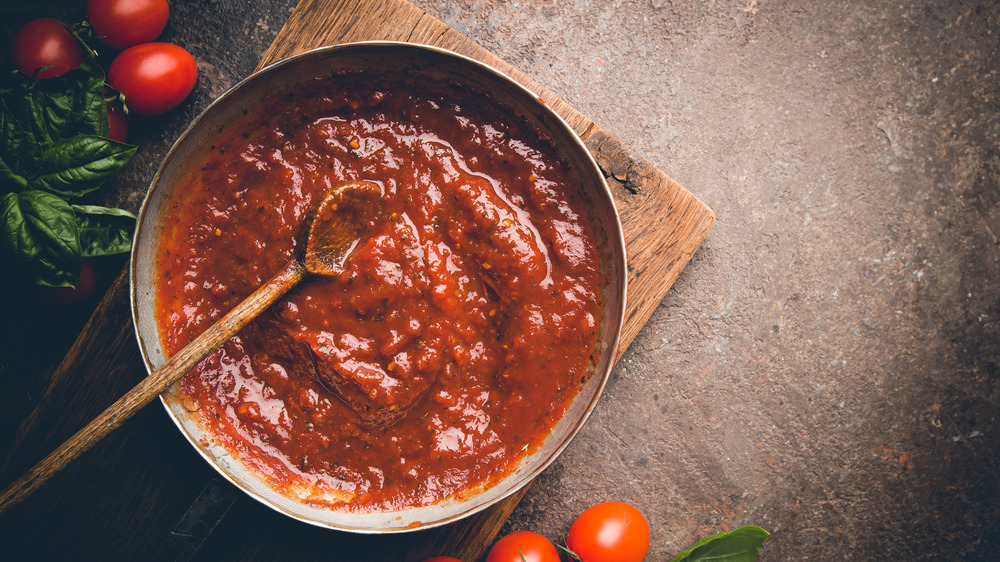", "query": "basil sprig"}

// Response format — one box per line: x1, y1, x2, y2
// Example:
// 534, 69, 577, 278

1, 55, 137, 287
671, 526, 770, 562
